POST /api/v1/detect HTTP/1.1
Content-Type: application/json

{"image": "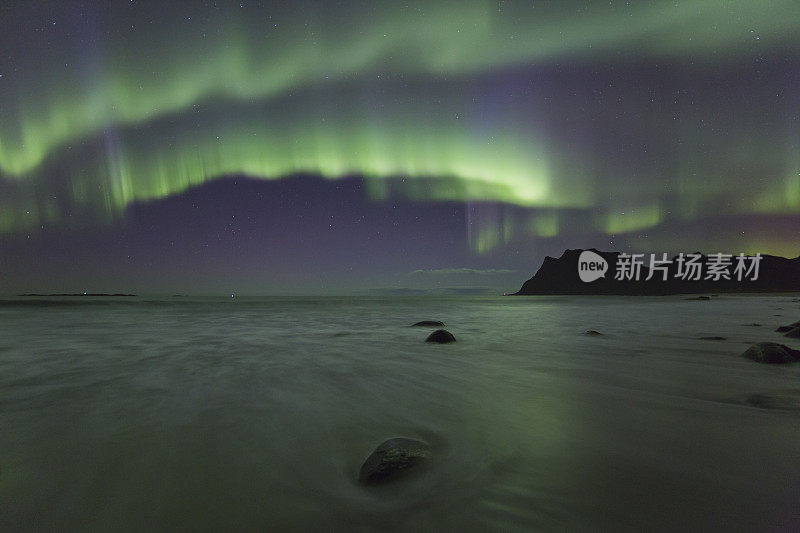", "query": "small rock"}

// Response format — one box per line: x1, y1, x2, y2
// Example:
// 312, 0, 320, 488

776, 320, 800, 333
412, 320, 445, 327
585, 330, 603, 336
746, 323, 762, 327
784, 327, 800, 338
425, 329, 456, 343
700, 336, 726, 341
742, 342, 800, 364
746, 393, 800, 411
358, 438, 431, 484
685, 296, 711, 301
